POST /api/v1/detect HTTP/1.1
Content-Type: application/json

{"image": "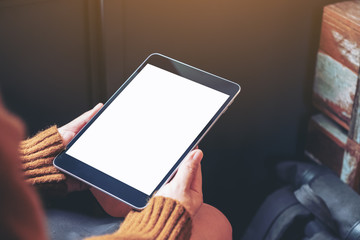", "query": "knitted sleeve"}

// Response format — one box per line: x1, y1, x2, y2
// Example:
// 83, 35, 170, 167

86, 196, 192, 240
19, 126, 193, 239
19, 126, 67, 193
